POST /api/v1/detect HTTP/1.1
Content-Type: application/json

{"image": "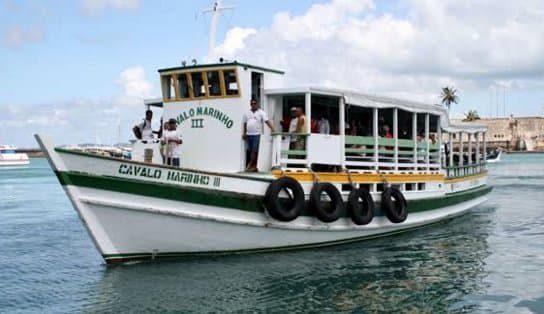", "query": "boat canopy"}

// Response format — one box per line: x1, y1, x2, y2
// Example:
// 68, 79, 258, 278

266, 86, 486, 134
266, 87, 447, 115
441, 120, 487, 134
